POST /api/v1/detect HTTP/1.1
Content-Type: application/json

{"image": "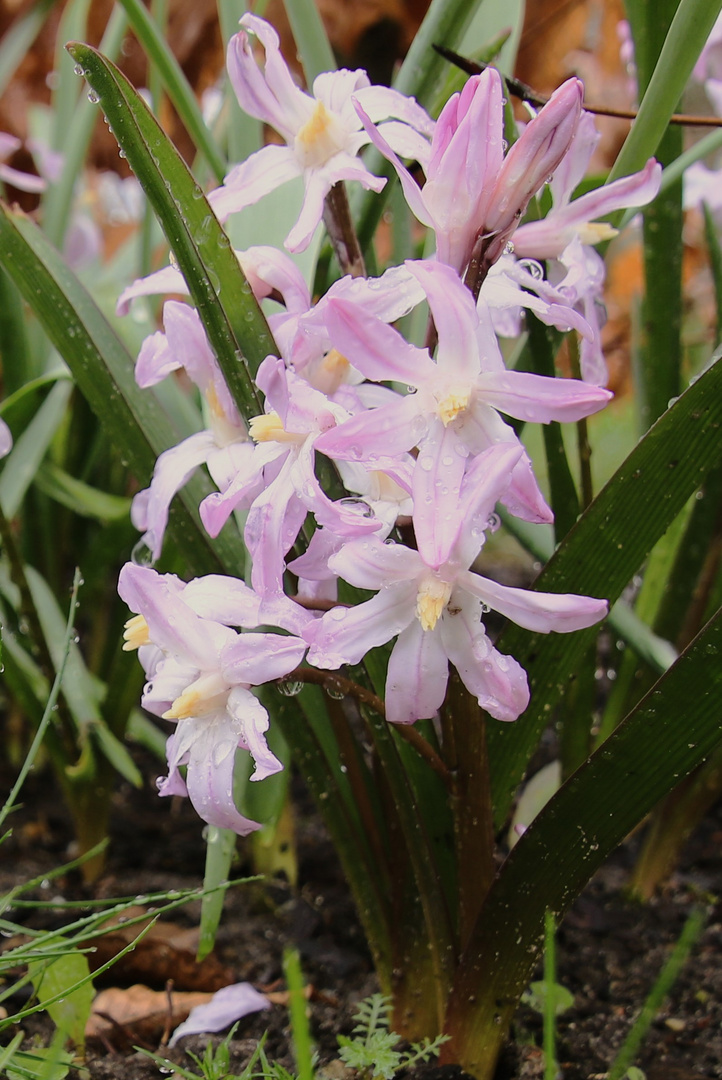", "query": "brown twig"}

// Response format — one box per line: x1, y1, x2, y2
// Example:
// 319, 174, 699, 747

434, 44, 722, 128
